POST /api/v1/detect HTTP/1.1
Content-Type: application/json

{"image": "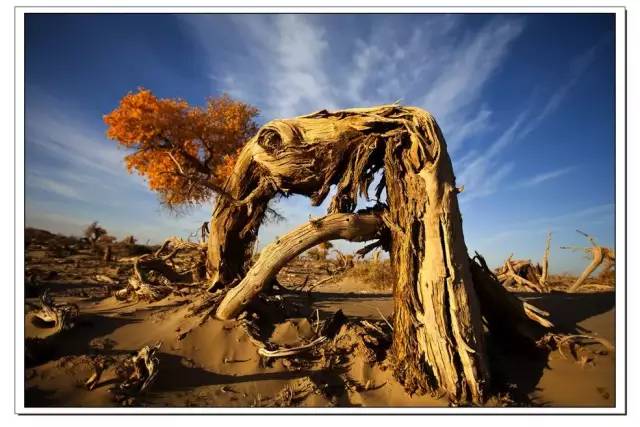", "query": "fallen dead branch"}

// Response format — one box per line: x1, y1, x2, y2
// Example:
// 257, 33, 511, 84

85, 355, 113, 391
494, 233, 552, 293
470, 253, 553, 342
472, 252, 614, 366
257, 336, 329, 359
537, 333, 614, 363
